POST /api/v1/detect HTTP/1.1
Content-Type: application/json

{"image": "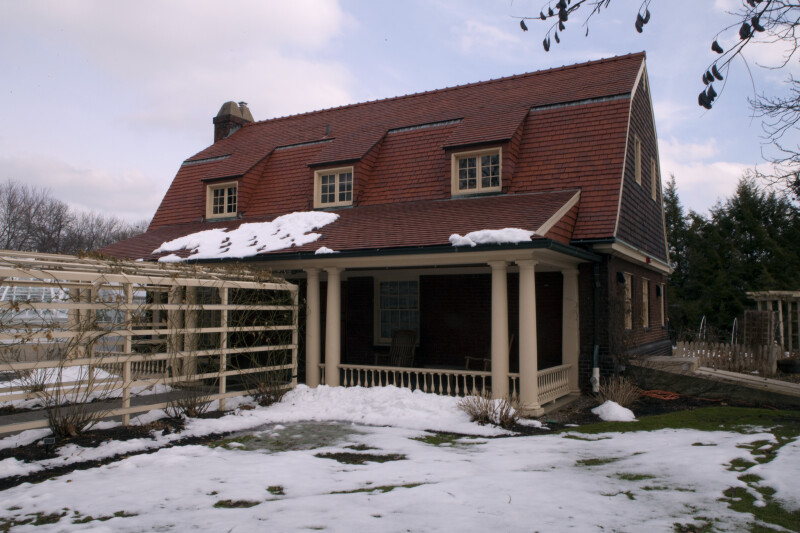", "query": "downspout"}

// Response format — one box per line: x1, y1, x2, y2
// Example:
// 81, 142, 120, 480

591, 263, 601, 393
